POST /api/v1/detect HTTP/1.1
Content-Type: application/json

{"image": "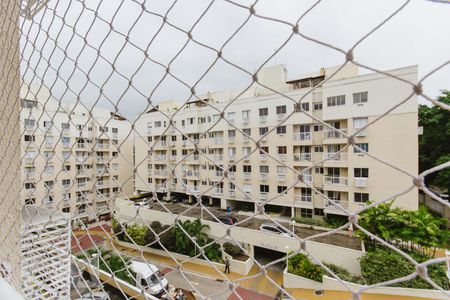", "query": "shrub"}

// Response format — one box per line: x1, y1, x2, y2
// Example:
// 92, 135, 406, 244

324, 214, 348, 228
324, 263, 365, 284
360, 247, 449, 290
223, 242, 243, 257
287, 253, 325, 282
144, 222, 166, 246
124, 223, 147, 246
